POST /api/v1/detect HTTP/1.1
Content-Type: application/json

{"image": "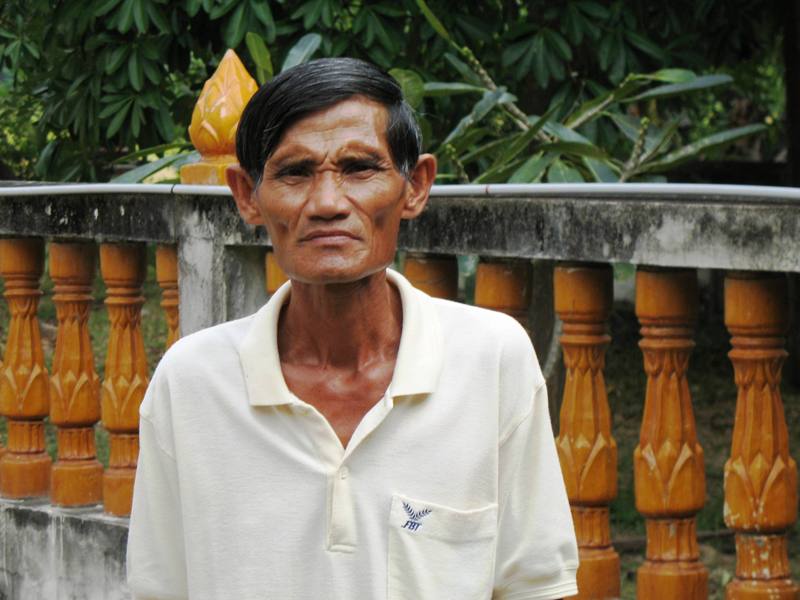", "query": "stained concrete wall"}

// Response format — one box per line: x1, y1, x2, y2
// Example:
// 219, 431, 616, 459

0, 501, 129, 600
